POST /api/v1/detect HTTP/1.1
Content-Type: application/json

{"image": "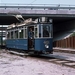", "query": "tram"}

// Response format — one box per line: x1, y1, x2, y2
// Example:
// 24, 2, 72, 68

6, 17, 53, 54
